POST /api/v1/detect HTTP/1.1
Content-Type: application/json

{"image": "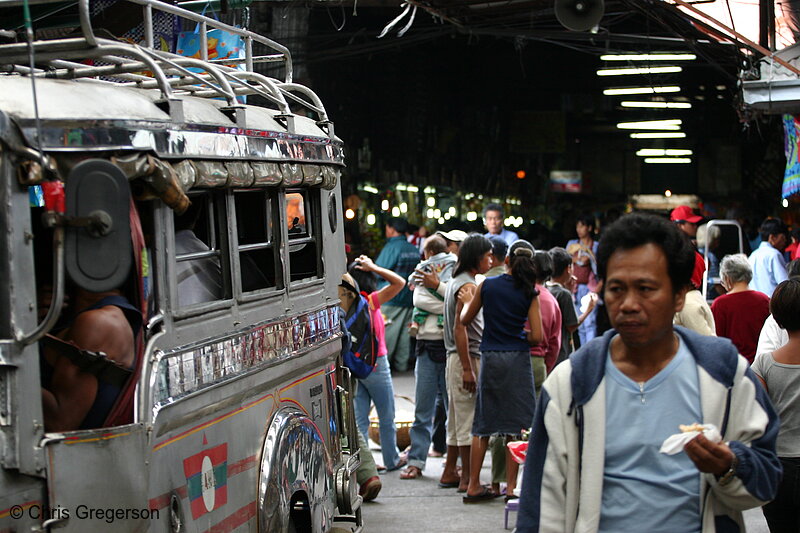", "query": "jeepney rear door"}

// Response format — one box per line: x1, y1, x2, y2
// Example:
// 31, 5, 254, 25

43, 423, 150, 532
